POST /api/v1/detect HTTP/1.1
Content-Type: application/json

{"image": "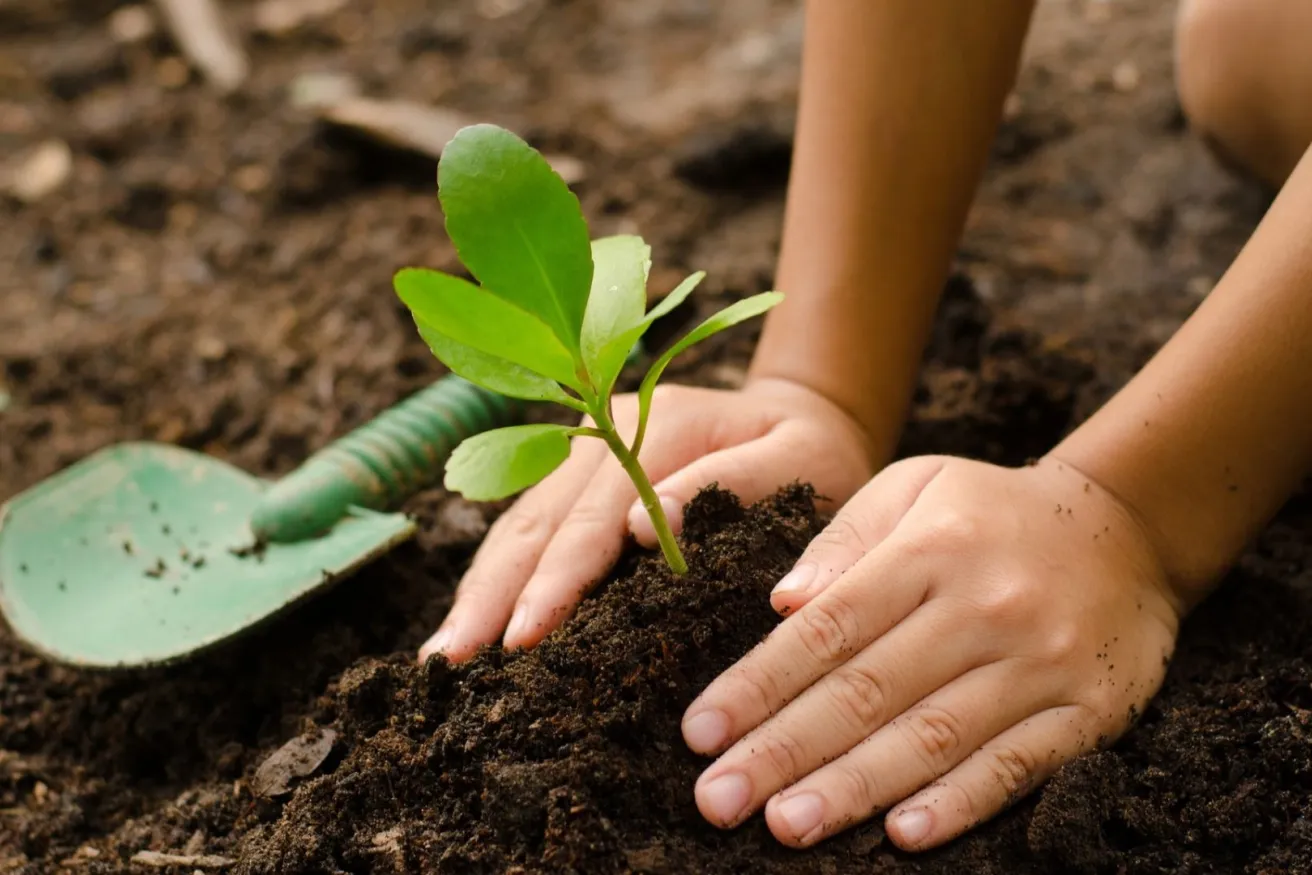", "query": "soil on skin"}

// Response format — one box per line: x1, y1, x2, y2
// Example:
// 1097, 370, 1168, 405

2, 0, 1309, 873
